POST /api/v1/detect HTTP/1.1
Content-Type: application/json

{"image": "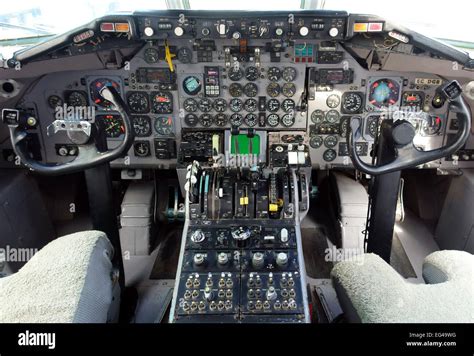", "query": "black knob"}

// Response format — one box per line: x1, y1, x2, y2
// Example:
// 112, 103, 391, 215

391, 120, 415, 146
